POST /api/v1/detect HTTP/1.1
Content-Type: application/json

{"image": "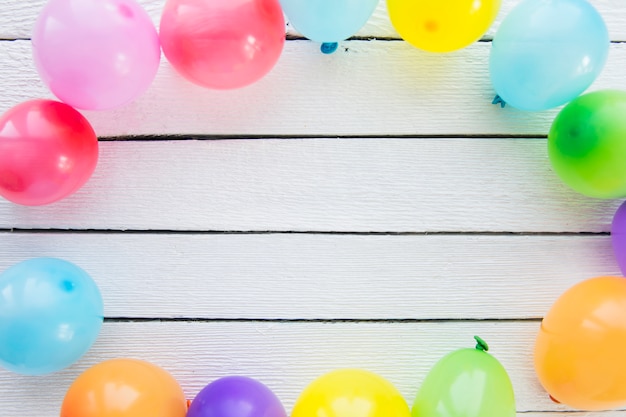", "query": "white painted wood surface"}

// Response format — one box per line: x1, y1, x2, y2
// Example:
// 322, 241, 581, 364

2, 41, 626, 137
0, 1, 625, 416
0, 139, 620, 232
0, 233, 618, 319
